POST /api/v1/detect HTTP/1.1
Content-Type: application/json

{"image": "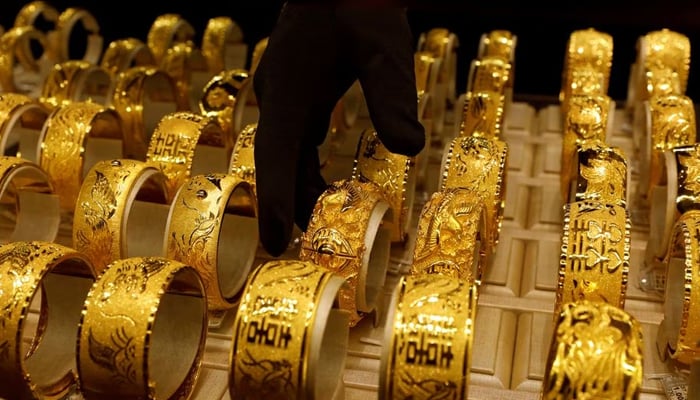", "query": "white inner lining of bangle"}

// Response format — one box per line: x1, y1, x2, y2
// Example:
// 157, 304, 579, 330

358, 201, 391, 313
665, 257, 685, 349
125, 169, 169, 258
